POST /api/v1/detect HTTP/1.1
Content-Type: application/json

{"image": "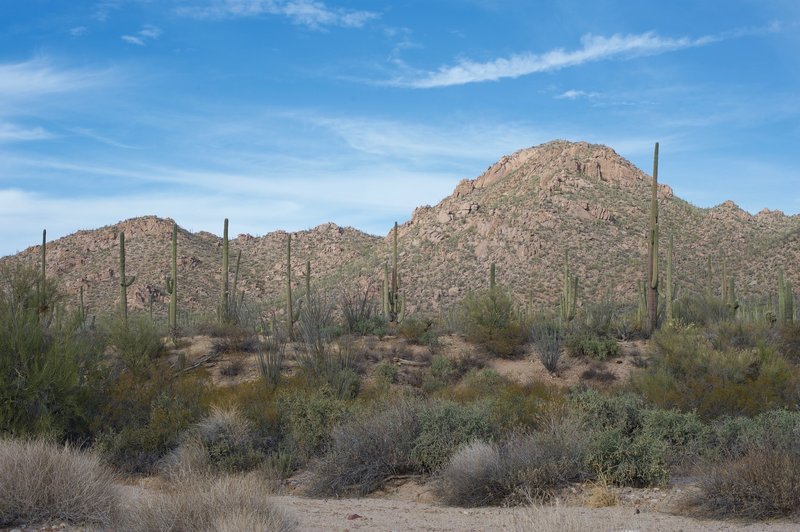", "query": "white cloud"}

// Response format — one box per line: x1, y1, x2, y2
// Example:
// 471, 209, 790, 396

0, 58, 108, 101
70, 26, 88, 37
0, 123, 53, 142
177, 0, 379, 29
393, 31, 720, 88
122, 24, 162, 46
121, 35, 145, 46
556, 89, 591, 100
